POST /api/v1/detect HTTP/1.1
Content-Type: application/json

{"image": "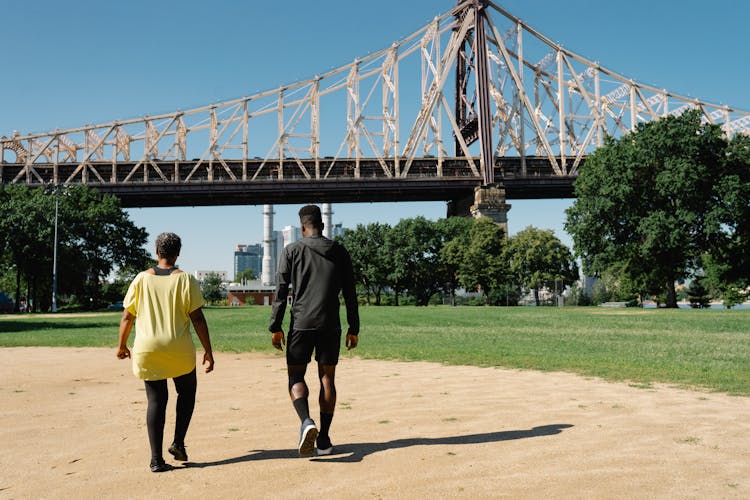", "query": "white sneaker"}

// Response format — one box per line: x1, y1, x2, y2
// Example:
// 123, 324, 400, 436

316, 445, 333, 456
316, 435, 333, 455
298, 419, 318, 457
